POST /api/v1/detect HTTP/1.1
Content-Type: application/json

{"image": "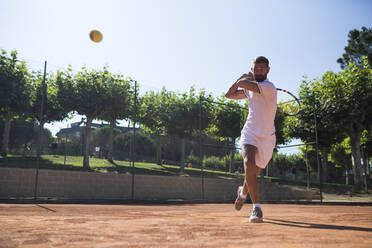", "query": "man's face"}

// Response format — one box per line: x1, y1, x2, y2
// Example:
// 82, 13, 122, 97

252, 63, 270, 82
